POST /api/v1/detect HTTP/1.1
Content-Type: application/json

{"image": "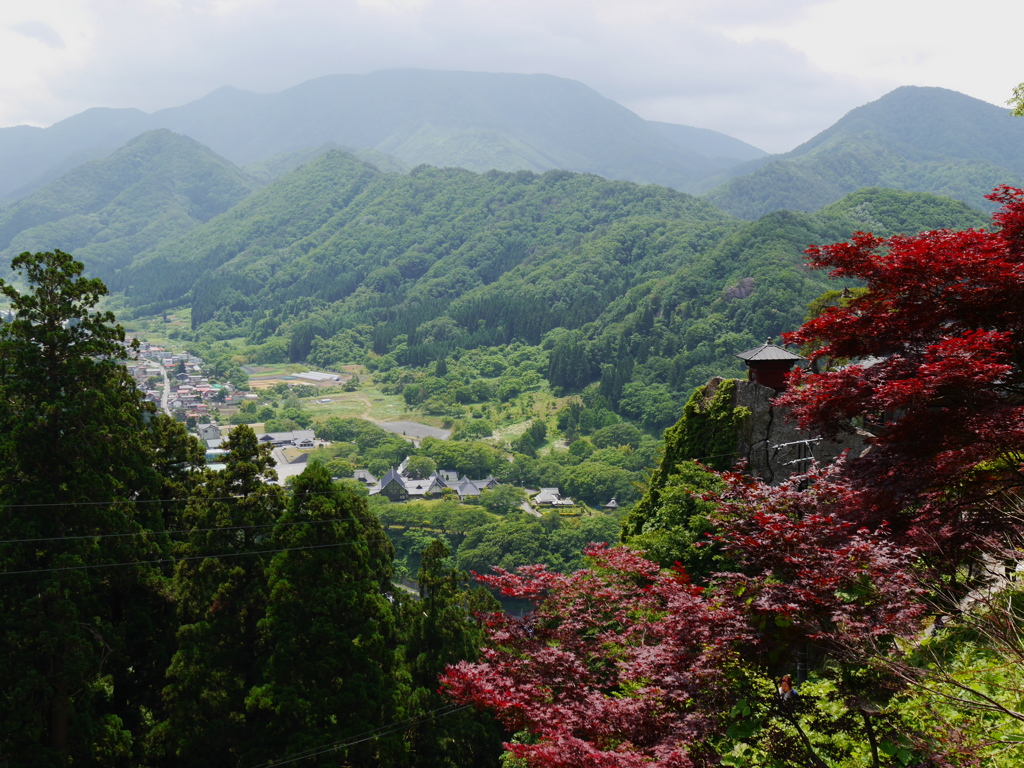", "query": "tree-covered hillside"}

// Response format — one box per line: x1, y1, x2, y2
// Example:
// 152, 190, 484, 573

115, 152, 734, 333
111, 147, 986, 428
704, 86, 1024, 218
0, 130, 259, 278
